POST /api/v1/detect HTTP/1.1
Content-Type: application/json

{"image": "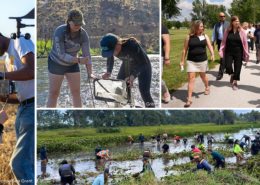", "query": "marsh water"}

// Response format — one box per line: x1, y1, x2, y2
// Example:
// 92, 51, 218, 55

37, 55, 160, 108
37, 128, 259, 184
